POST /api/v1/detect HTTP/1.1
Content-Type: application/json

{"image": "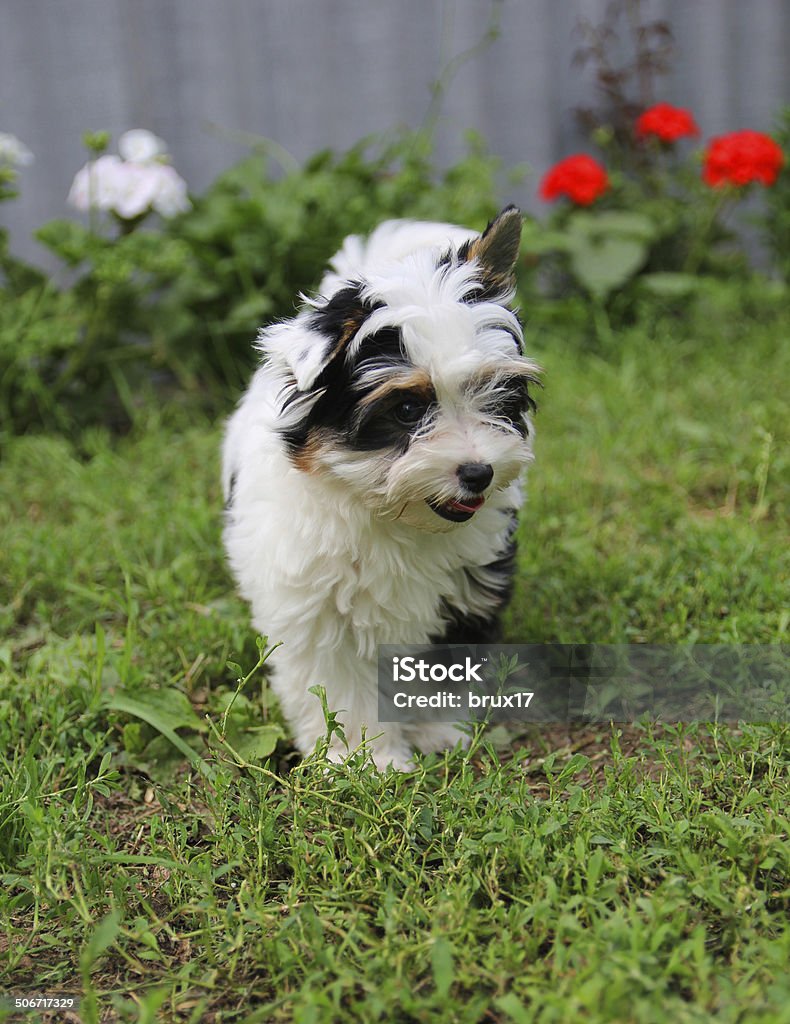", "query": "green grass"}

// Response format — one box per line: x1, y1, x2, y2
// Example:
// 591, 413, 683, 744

1, 301, 788, 1022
